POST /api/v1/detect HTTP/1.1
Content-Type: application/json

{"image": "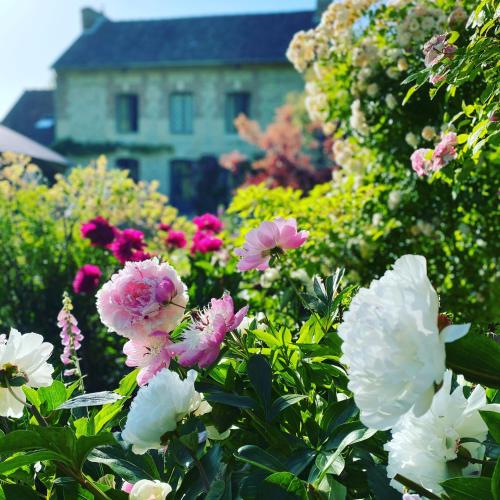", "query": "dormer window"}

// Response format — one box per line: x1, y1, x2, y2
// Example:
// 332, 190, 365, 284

116, 94, 139, 133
